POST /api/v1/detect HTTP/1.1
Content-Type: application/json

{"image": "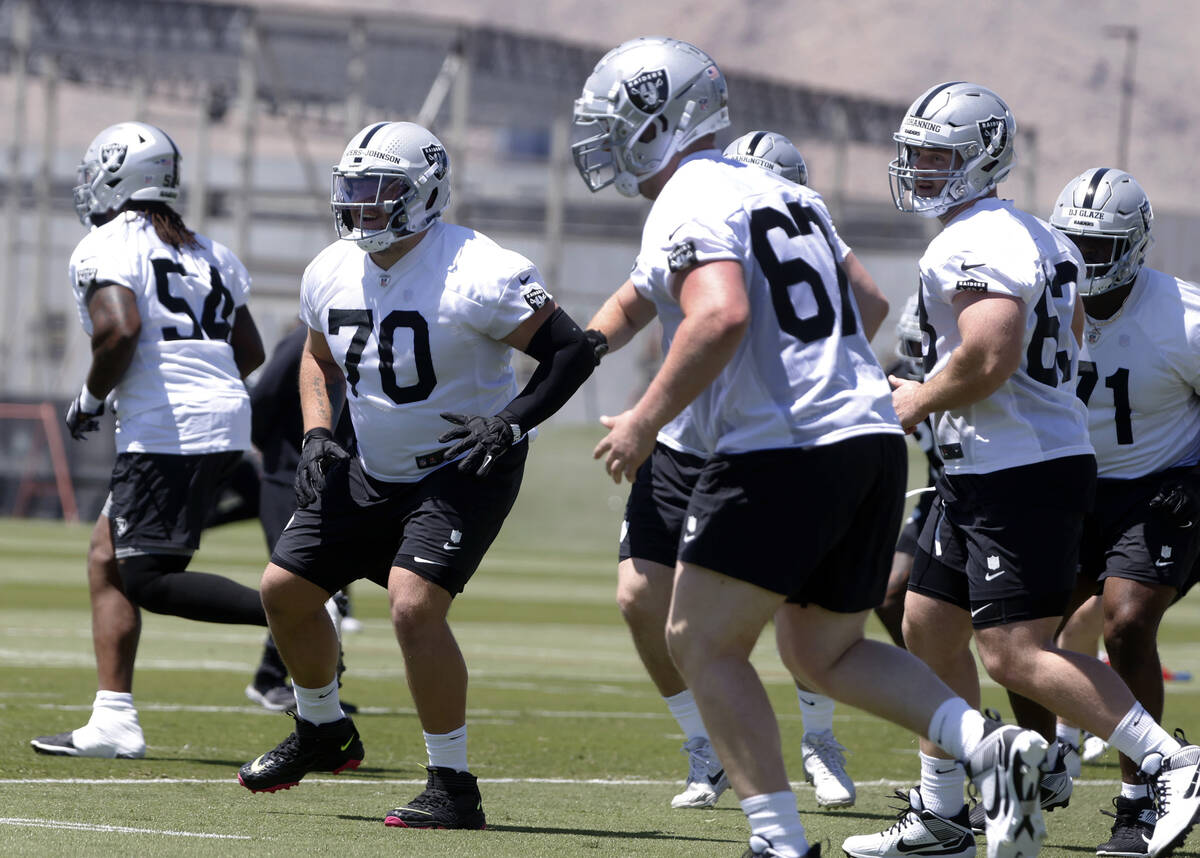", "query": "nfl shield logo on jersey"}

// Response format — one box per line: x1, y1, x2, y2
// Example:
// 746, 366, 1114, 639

100, 142, 128, 172
624, 69, 668, 114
